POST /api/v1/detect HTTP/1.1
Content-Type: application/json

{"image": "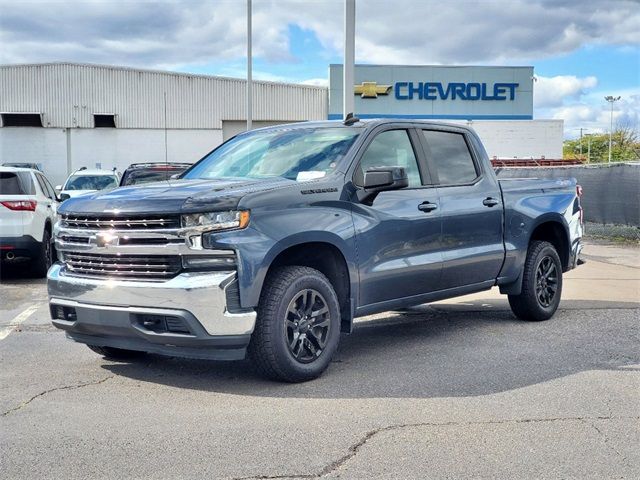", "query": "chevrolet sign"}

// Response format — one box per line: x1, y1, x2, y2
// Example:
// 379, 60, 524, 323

394, 82, 519, 101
